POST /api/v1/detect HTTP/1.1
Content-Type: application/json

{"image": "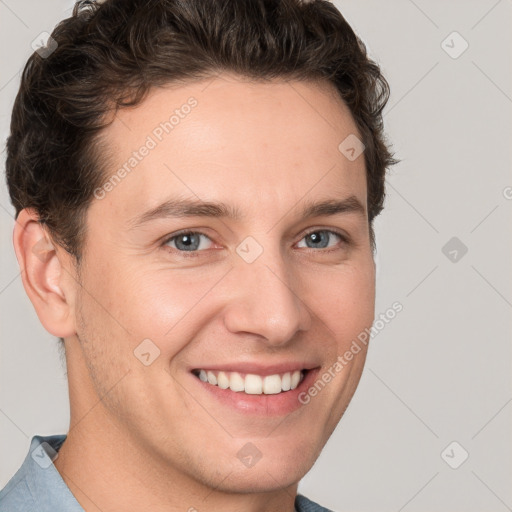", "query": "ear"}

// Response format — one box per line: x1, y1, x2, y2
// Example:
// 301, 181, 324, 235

12, 208, 77, 338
